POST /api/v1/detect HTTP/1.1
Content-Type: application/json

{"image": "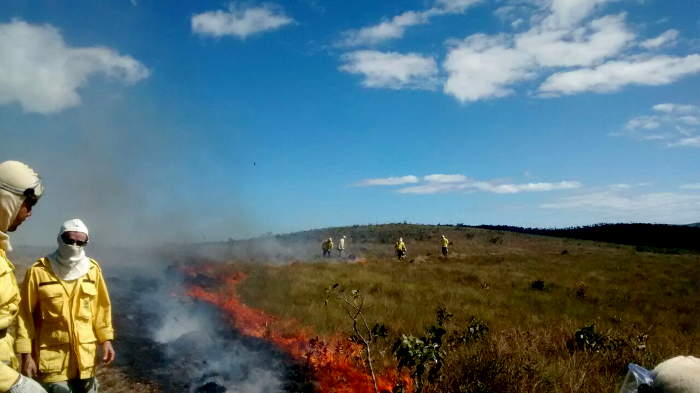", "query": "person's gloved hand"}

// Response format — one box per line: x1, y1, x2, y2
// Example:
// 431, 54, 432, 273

9, 375, 47, 393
